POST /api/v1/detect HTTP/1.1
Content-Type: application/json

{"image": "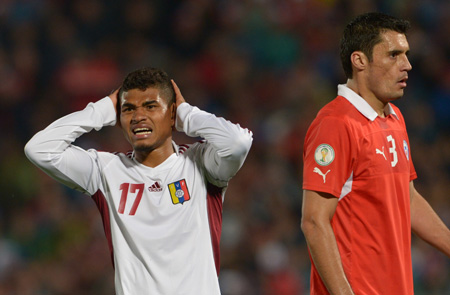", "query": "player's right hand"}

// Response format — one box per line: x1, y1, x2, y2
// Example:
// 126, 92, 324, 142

108, 88, 121, 126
